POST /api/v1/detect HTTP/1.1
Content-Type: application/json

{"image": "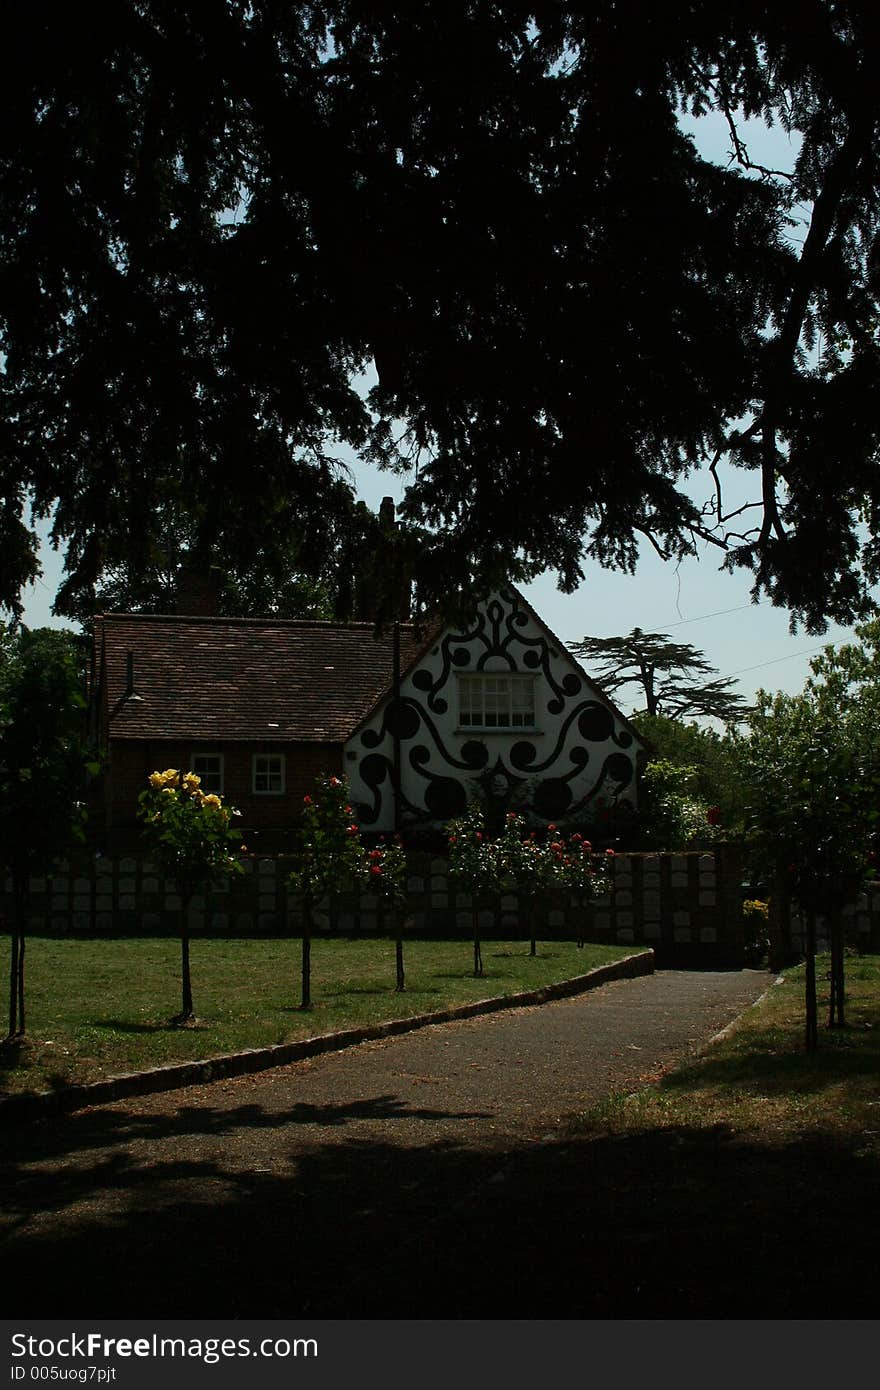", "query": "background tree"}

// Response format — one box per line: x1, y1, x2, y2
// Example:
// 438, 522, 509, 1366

570, 630, 750, 724
629, 713, 747, 833
739, 623, 880, 1048
61, 496, 401, 626
637, 759, 723, 852
3, 4, 880, 632
0, 627, 90, 1038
